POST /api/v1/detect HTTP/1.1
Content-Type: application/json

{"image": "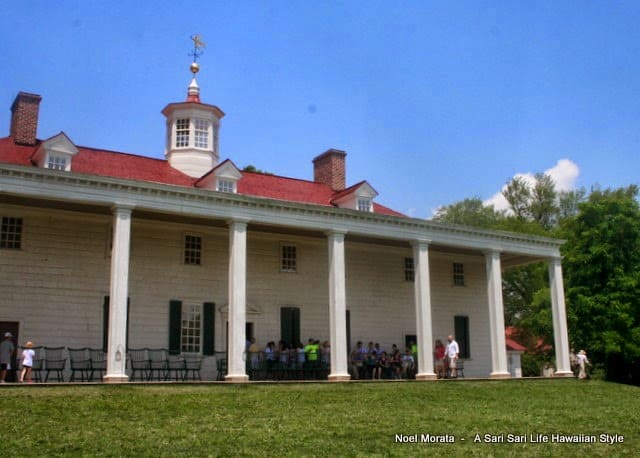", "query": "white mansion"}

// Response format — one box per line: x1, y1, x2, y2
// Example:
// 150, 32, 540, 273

0, 70, 573, 382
